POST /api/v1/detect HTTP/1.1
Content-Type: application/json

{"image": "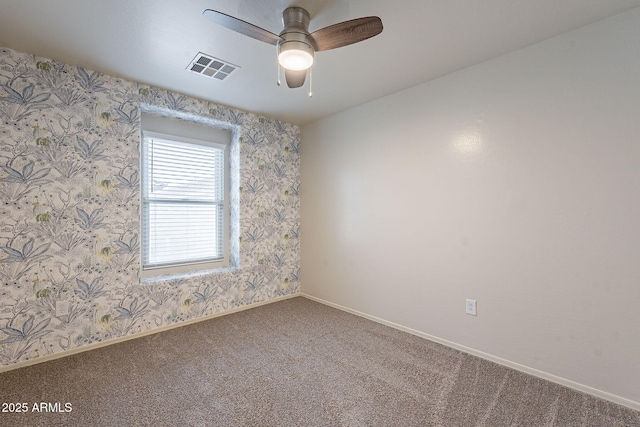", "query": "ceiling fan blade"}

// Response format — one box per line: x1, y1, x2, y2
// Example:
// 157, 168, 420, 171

308, 16, 383, 51
285, 69, 306, 88
203, 9, 282, 45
